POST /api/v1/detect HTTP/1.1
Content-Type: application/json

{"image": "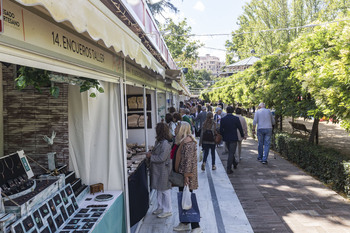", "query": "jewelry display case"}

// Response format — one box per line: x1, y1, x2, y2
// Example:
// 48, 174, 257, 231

0, 151, 65, 218
9, 185, 121, 233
